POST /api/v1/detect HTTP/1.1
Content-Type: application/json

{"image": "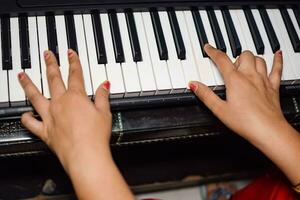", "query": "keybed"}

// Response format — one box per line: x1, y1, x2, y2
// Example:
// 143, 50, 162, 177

1, 7, 300, 106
